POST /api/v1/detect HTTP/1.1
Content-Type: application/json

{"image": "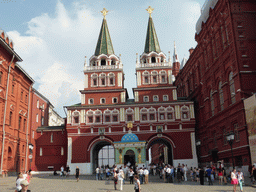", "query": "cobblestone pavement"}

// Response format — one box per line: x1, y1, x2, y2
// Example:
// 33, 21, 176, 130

0, 174, 255, 192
